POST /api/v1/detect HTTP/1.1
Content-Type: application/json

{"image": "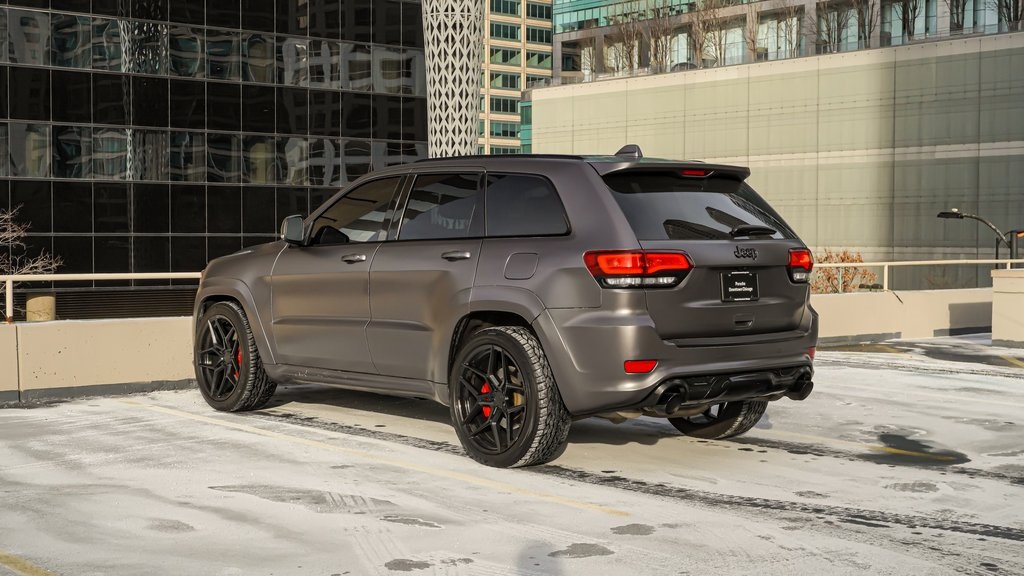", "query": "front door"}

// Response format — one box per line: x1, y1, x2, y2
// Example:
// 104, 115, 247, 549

270, 176, 403, 373
367, 172, 484, 382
